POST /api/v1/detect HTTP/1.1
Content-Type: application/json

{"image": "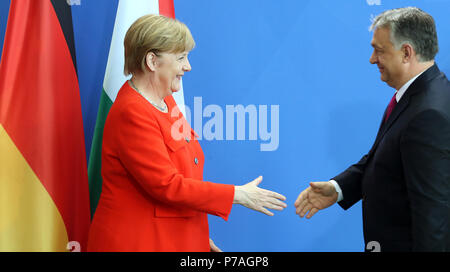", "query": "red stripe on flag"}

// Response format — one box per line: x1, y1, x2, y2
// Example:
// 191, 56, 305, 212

159, 0, 175, 18
0, 0, 90, 250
